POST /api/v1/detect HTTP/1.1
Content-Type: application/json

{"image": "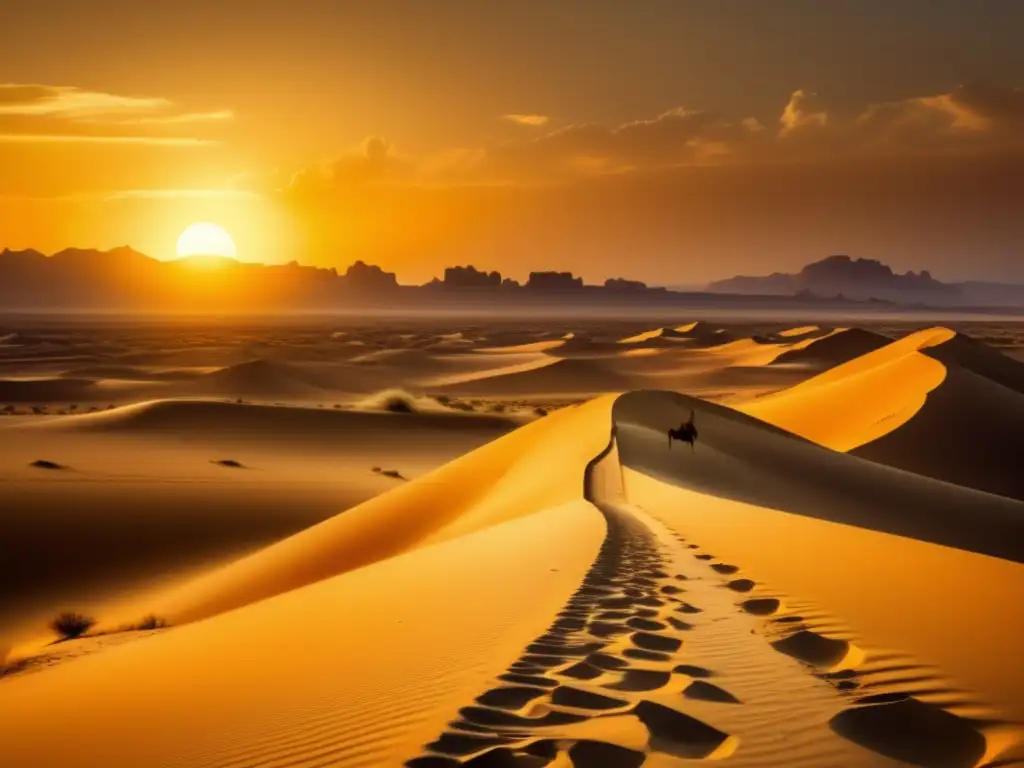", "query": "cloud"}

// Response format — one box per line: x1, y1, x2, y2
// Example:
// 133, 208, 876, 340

503, 114, 549, 127
0, 83, 232, 145
0, 134, 215, 146
104, 188, 259, 200
0, 84, 170, 117
779, 89, 827, 135
277, 82, 1024, 196
96, 110, 236, 126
